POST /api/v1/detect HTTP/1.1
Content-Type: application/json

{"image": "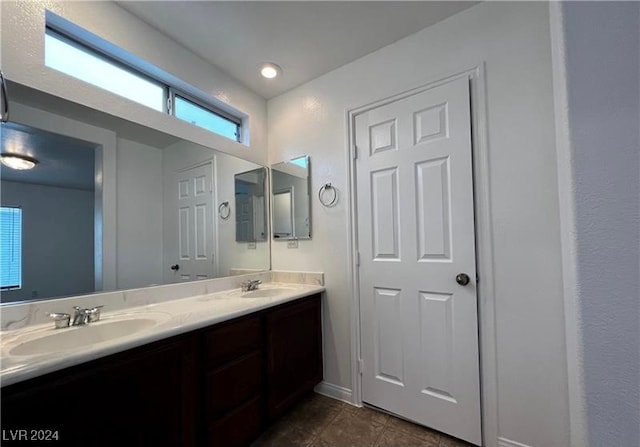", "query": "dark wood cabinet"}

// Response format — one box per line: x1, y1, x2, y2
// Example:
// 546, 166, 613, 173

202, 314, 264, 446
203, 315, 262, 367
1, 334, 198, 447
207, 396, 263, 447
266, 296, 323, 421
1, 294, 322, 447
